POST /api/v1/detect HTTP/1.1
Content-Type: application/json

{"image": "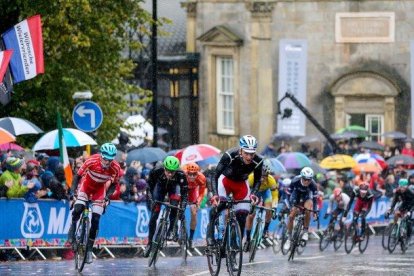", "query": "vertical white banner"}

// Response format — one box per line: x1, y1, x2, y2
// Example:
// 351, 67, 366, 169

411, 41, 414, 138
277, 39, 308, 136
